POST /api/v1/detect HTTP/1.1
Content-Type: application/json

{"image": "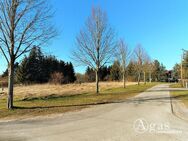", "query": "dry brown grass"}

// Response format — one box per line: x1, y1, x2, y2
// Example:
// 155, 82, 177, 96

2, 82, 137, 99
0, 82, 157, 120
